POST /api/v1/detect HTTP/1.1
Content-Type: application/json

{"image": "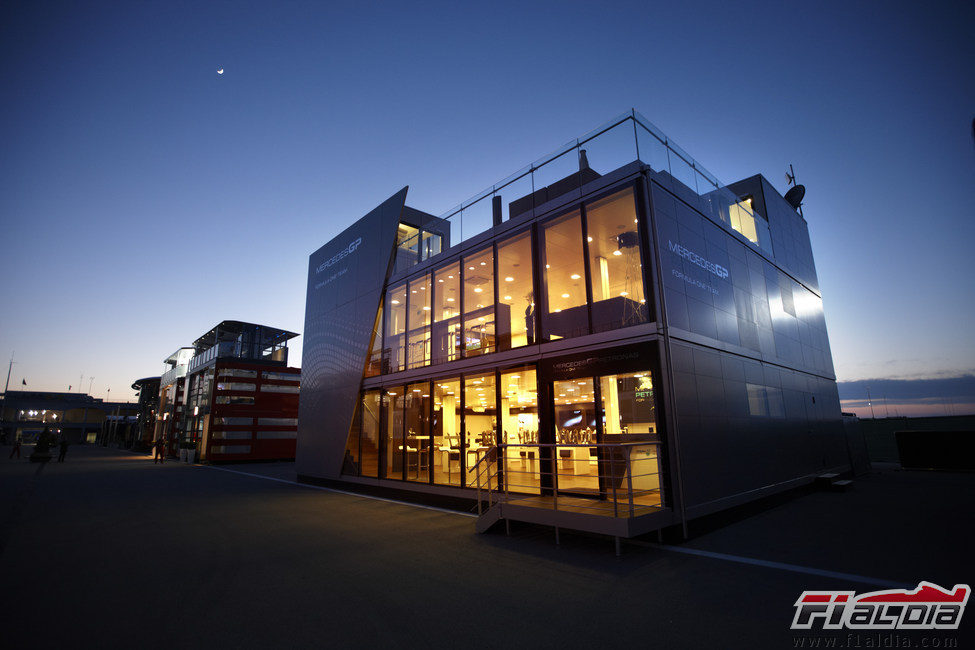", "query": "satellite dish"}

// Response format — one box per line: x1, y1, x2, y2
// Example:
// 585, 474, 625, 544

784, 184, 805, 210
